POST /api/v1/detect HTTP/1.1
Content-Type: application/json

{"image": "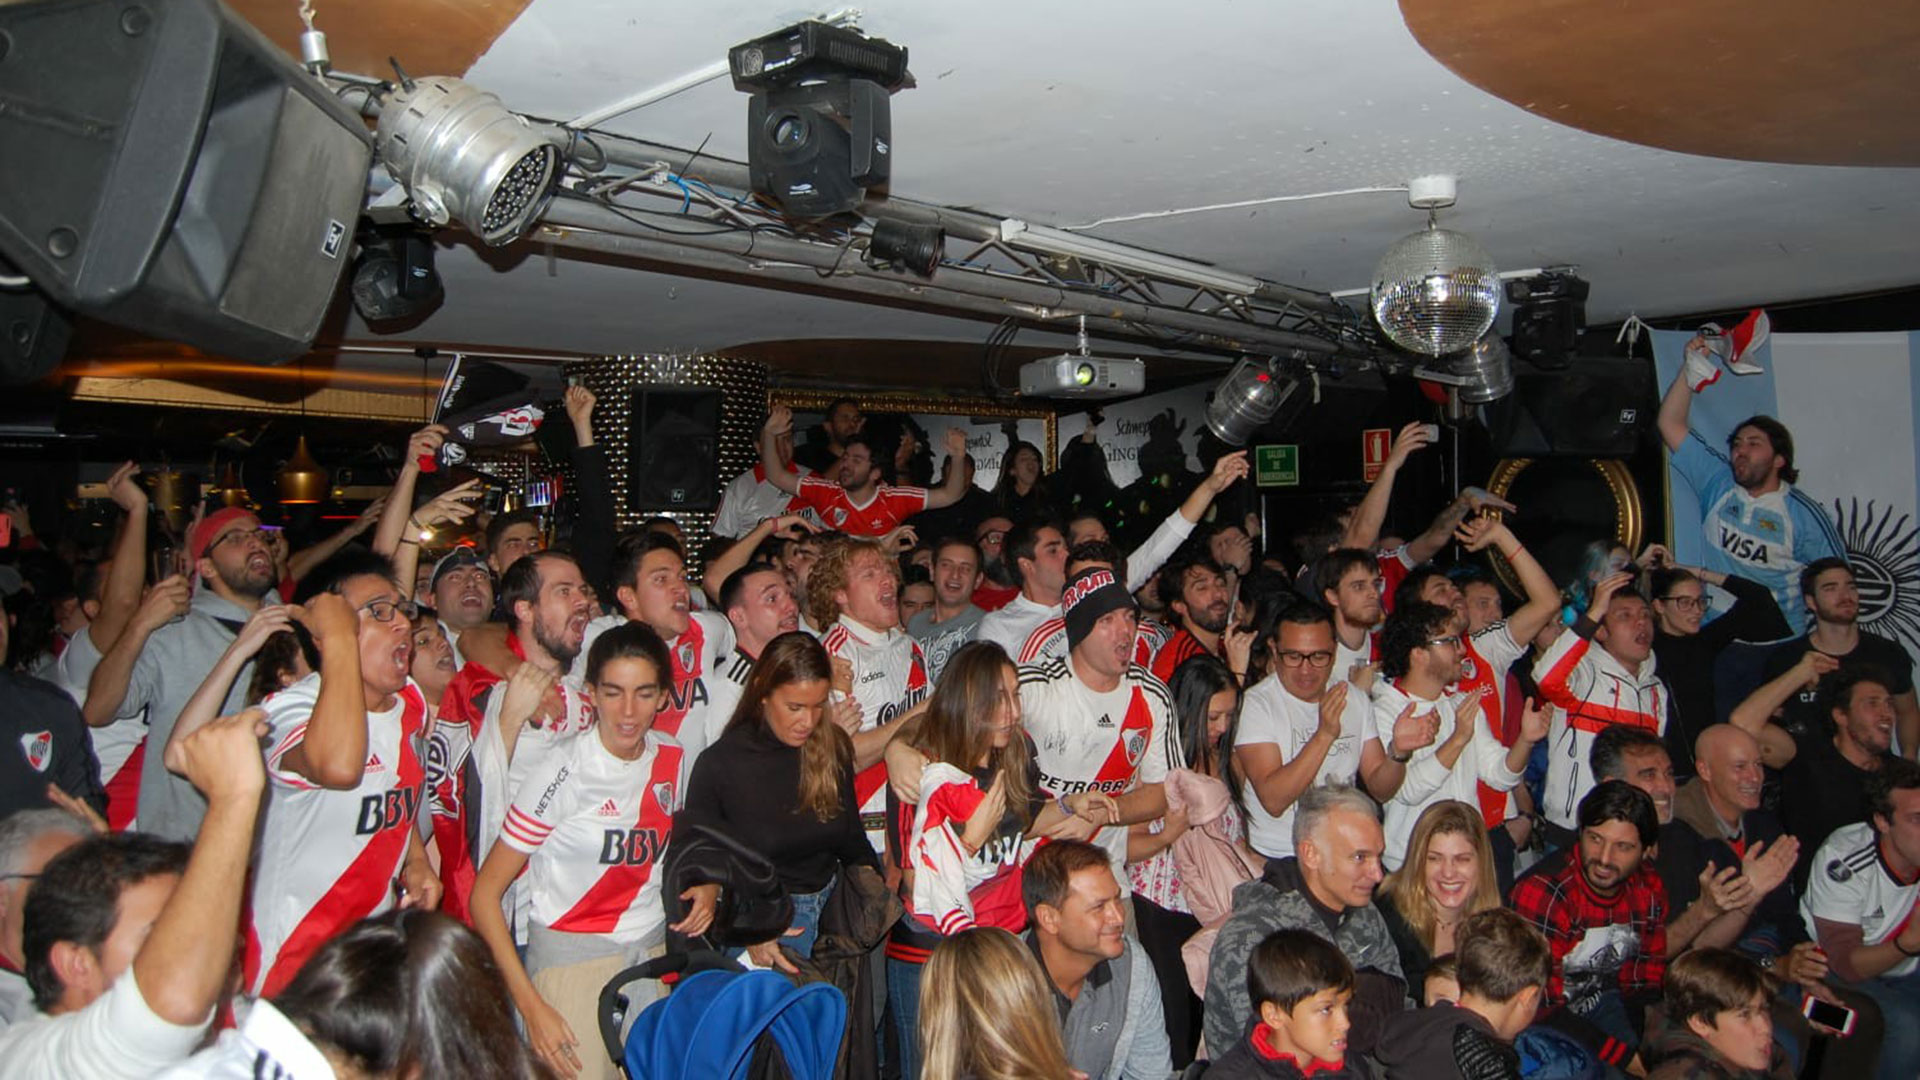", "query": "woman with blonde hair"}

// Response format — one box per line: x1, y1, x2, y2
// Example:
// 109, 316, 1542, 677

919, 927, 1077, 1080
680, 631, 878, 967
1375, 799, 1500, 993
